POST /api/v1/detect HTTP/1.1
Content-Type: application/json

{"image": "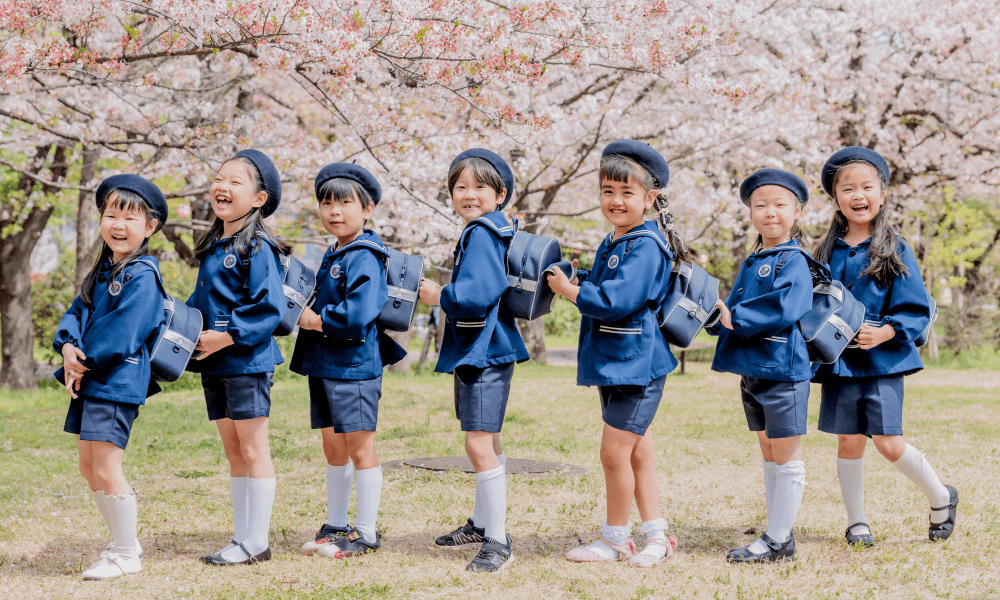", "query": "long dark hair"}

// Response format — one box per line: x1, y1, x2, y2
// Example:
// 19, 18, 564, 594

598, 154, 698, 262
813, 161, 906, 286
194, 156, 291, 259
81, 189, 156, 306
